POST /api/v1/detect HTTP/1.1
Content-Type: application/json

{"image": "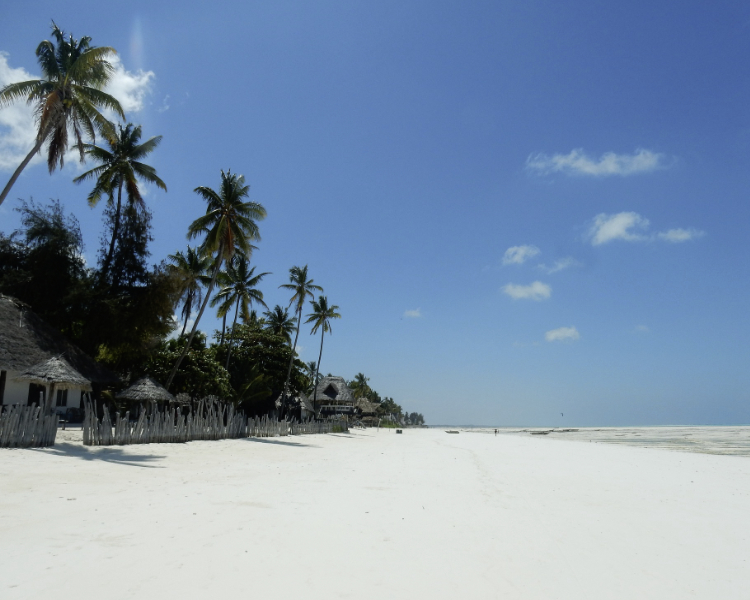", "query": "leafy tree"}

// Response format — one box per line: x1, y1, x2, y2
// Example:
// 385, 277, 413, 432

349, 372, 372, 399
210, 254, 270, 368
0, 22, 124, 207
263, 305, 296, 343
305, 296, 341, 411
73, 123, 166, 281
0, 199, 88, 335
168, 246, 212, 337
165, 170, 266, 390
279, 265, 322, 407
216, 324, 307, 416
143, 334, 233, 400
